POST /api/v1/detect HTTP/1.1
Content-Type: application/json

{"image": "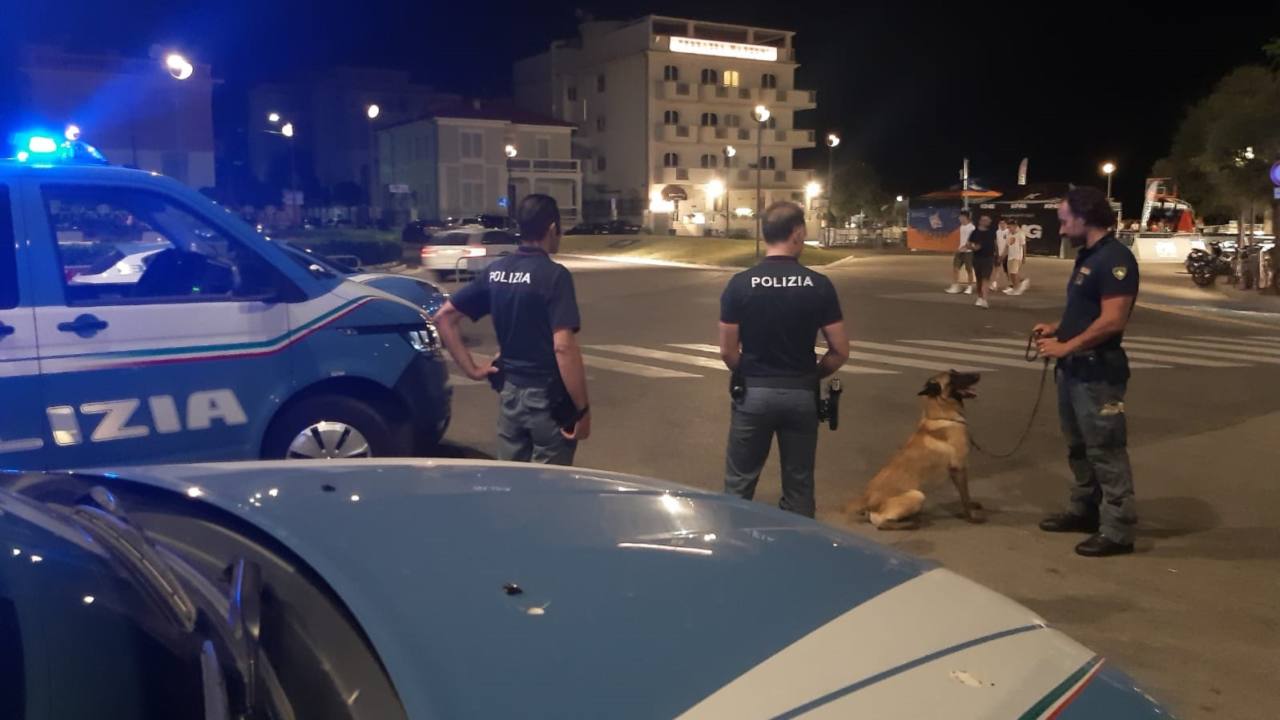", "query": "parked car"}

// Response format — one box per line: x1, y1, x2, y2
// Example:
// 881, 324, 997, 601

419, 227, 519, 277
402, 218, 449, 245
565, 220, 641, 235
0, 461, 1170, 719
